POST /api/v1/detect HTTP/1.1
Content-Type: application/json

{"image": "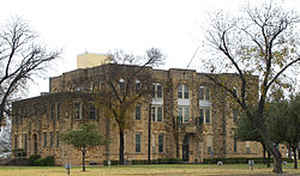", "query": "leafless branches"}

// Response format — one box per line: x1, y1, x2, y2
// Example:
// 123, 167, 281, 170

202, 1, 300, 173
0, 17, 61, 124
